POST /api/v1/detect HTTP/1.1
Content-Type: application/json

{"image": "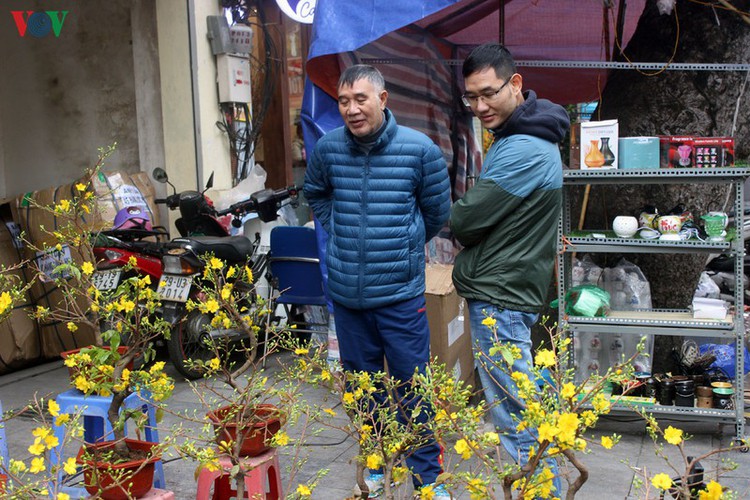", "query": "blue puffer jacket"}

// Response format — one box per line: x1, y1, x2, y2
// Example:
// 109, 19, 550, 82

304, 109, 450, 310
